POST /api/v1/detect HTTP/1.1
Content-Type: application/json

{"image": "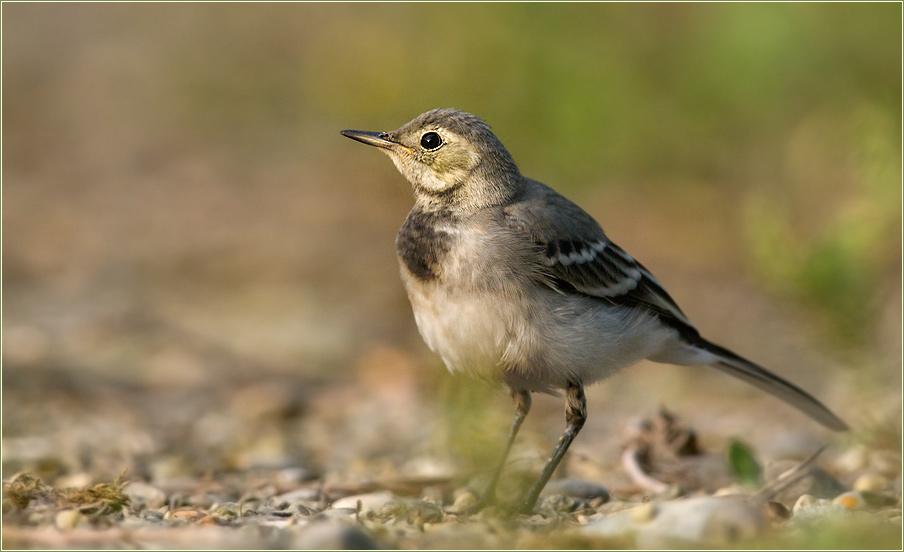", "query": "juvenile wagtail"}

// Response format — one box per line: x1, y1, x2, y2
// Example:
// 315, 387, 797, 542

341, 108, 847, 513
